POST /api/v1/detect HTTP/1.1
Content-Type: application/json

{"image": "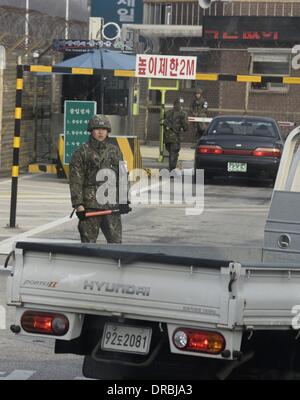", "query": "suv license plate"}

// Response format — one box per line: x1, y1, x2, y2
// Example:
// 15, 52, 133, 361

227, 162, 247, 172
101, 324, 152, 354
